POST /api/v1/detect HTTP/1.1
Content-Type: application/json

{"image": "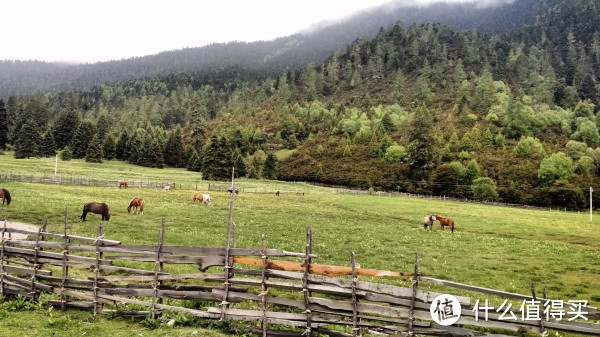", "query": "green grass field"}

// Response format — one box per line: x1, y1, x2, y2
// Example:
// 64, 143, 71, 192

0, 153, 599, 336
